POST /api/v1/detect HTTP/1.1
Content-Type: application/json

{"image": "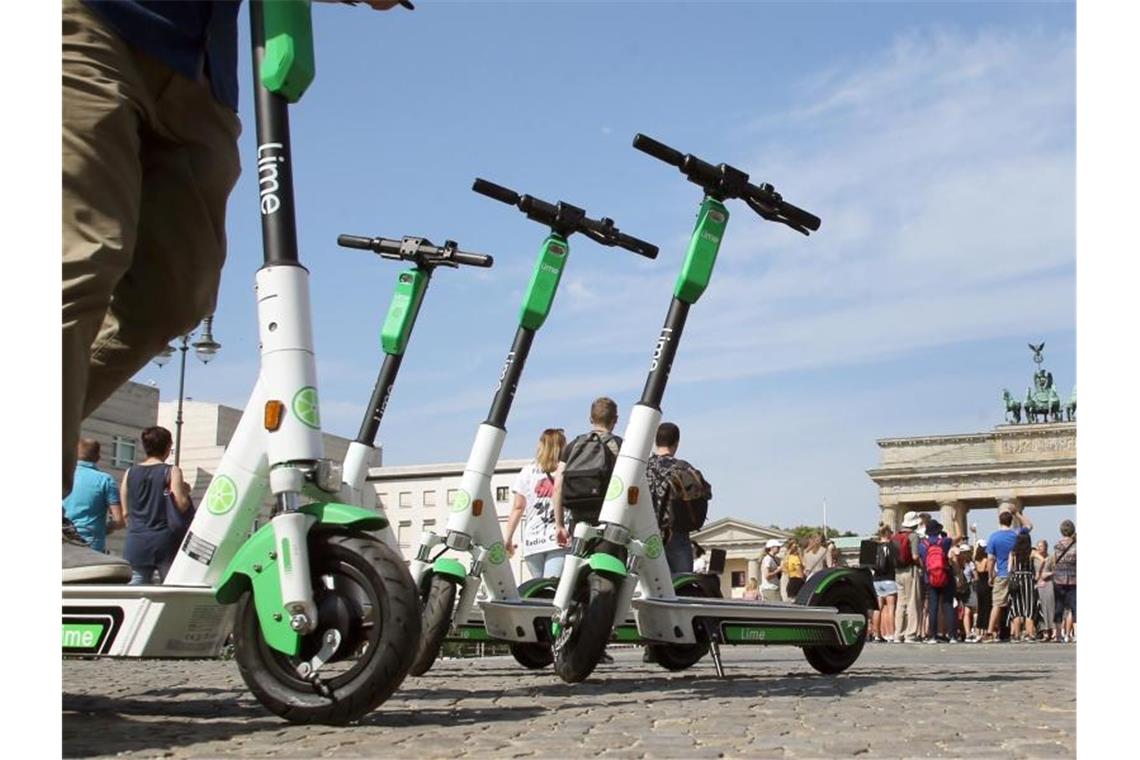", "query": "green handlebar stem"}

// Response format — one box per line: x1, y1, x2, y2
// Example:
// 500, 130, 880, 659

674, 198, 729, 304
381, 268, 429, 355
519, 234, 570, 330
260, 0, 316, 103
